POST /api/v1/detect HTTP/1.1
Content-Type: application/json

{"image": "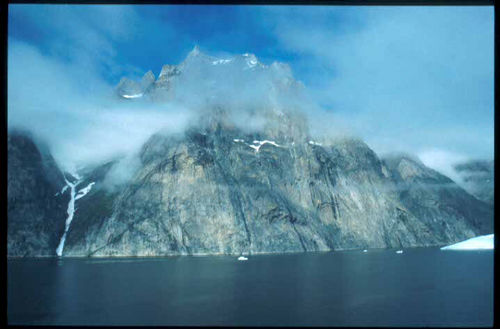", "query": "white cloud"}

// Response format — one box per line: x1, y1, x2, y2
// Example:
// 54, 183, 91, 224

262, 6, 494, 160
417, 148, 467, 184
